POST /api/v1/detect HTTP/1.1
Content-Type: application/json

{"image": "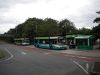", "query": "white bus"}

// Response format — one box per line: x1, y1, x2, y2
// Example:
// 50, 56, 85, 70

14, 38, 30, 45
